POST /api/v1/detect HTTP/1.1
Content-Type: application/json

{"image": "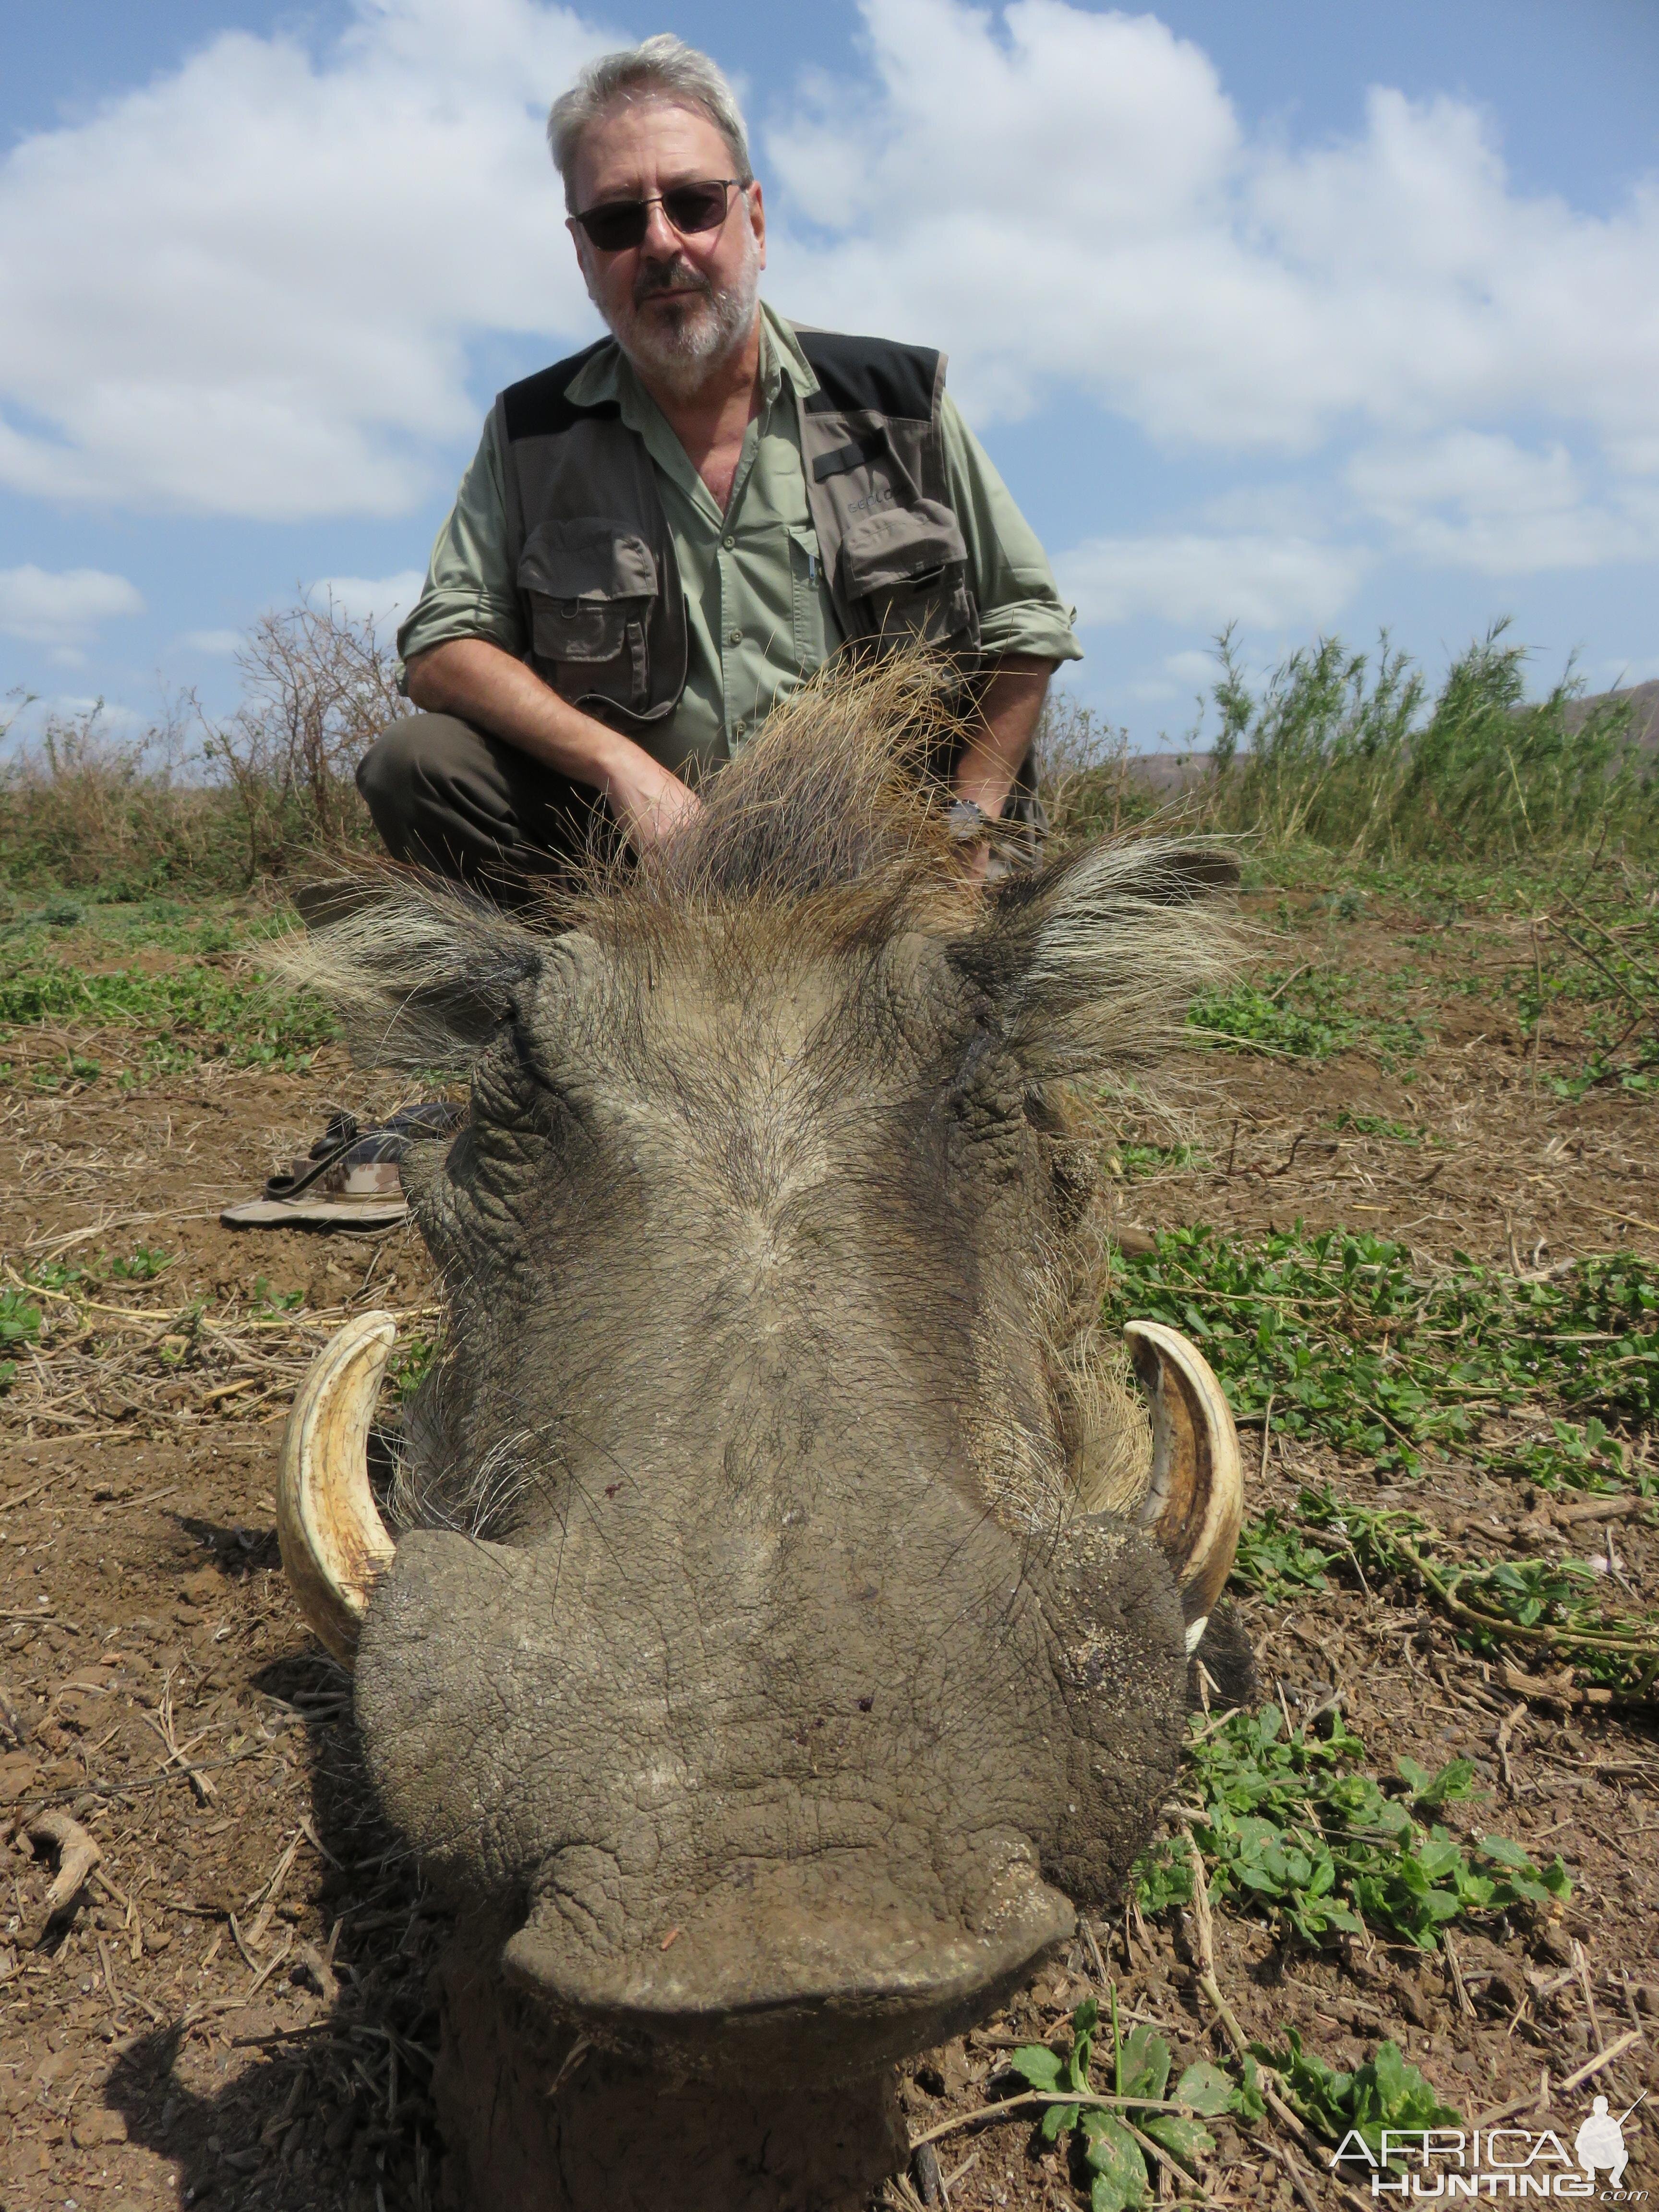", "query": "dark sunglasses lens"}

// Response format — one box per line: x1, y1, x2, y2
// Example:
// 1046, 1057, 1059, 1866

580, 201, 648, 252
661, 183, 730, 233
